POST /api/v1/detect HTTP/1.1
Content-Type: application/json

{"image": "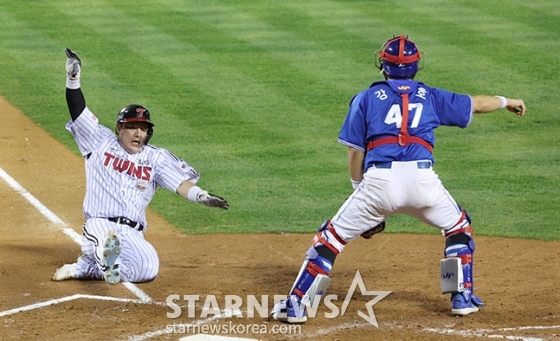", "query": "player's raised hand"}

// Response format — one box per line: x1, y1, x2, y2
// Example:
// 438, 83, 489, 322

64, 48, 81, 80
197, 190, 229, 210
